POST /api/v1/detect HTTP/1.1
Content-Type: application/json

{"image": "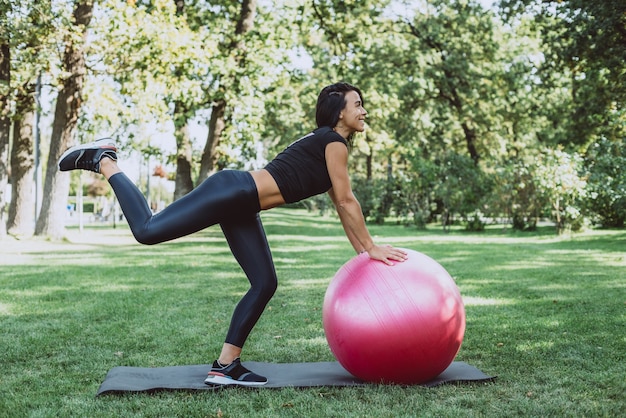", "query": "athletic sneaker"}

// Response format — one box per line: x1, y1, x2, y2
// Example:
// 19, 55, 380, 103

58, 138, 118, 173
204, 358, 268, 386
